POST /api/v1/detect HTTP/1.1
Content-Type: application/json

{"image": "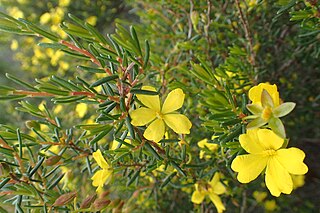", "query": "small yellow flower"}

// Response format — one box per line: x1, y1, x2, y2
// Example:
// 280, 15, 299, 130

130, 86, 192, 142
292, 175, 305, 189
249, 83, 280, 107
197, 138, 218, 159
231, 129, 308, 197
191, 173, 226, 213
91, 150, 112, 193
253, 191, 267, 203
75, 103, 88, 118
264, 199, 277, 211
